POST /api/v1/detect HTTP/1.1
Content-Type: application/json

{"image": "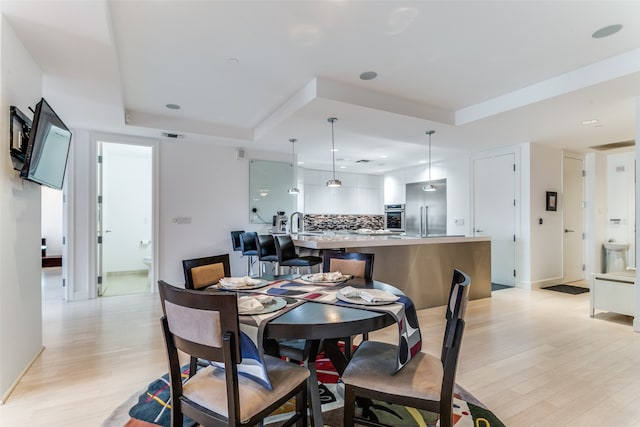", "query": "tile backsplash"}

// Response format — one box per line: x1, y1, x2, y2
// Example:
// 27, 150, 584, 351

304, 214, 384, 231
